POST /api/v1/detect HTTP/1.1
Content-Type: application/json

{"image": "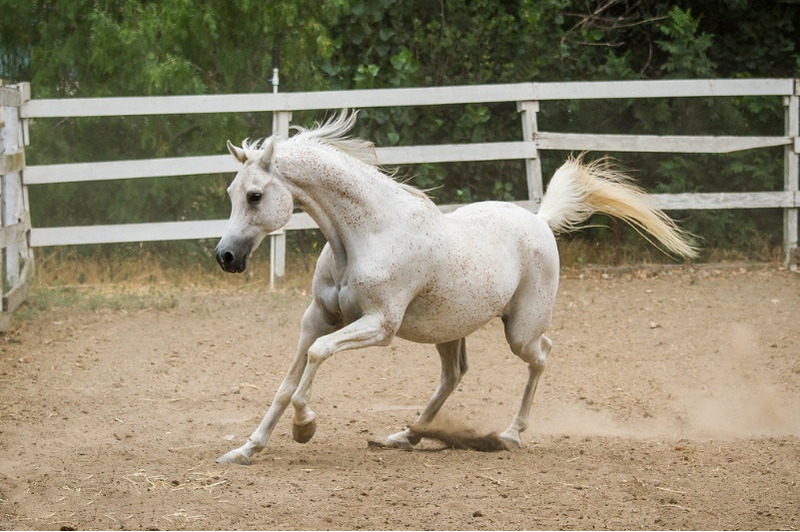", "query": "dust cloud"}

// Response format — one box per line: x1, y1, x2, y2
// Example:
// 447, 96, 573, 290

536, 323, 799, 440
